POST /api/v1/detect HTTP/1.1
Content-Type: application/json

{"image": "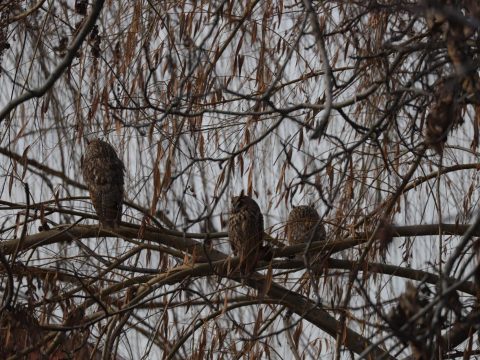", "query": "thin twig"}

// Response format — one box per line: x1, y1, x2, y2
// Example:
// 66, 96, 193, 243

0, 0, 106, 123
